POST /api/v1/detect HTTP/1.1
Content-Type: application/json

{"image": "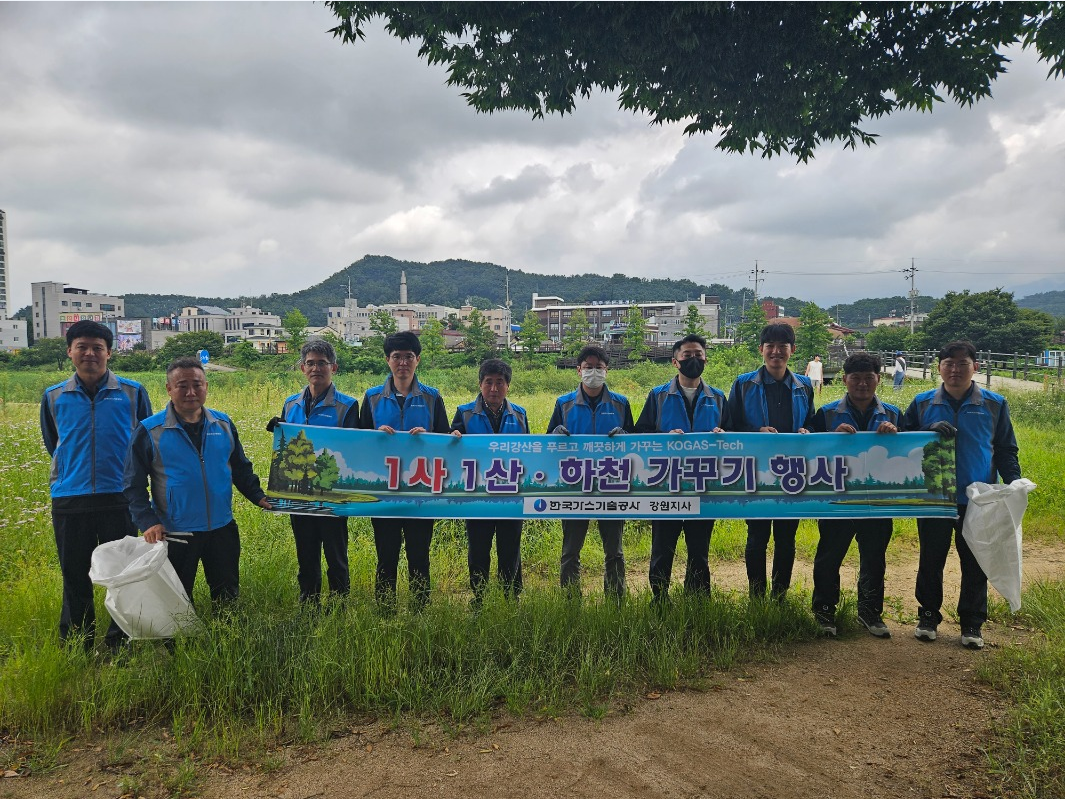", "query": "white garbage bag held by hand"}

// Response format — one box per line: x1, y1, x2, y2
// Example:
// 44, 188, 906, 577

89, 536, 199, 639
961, 479, 1037, 613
